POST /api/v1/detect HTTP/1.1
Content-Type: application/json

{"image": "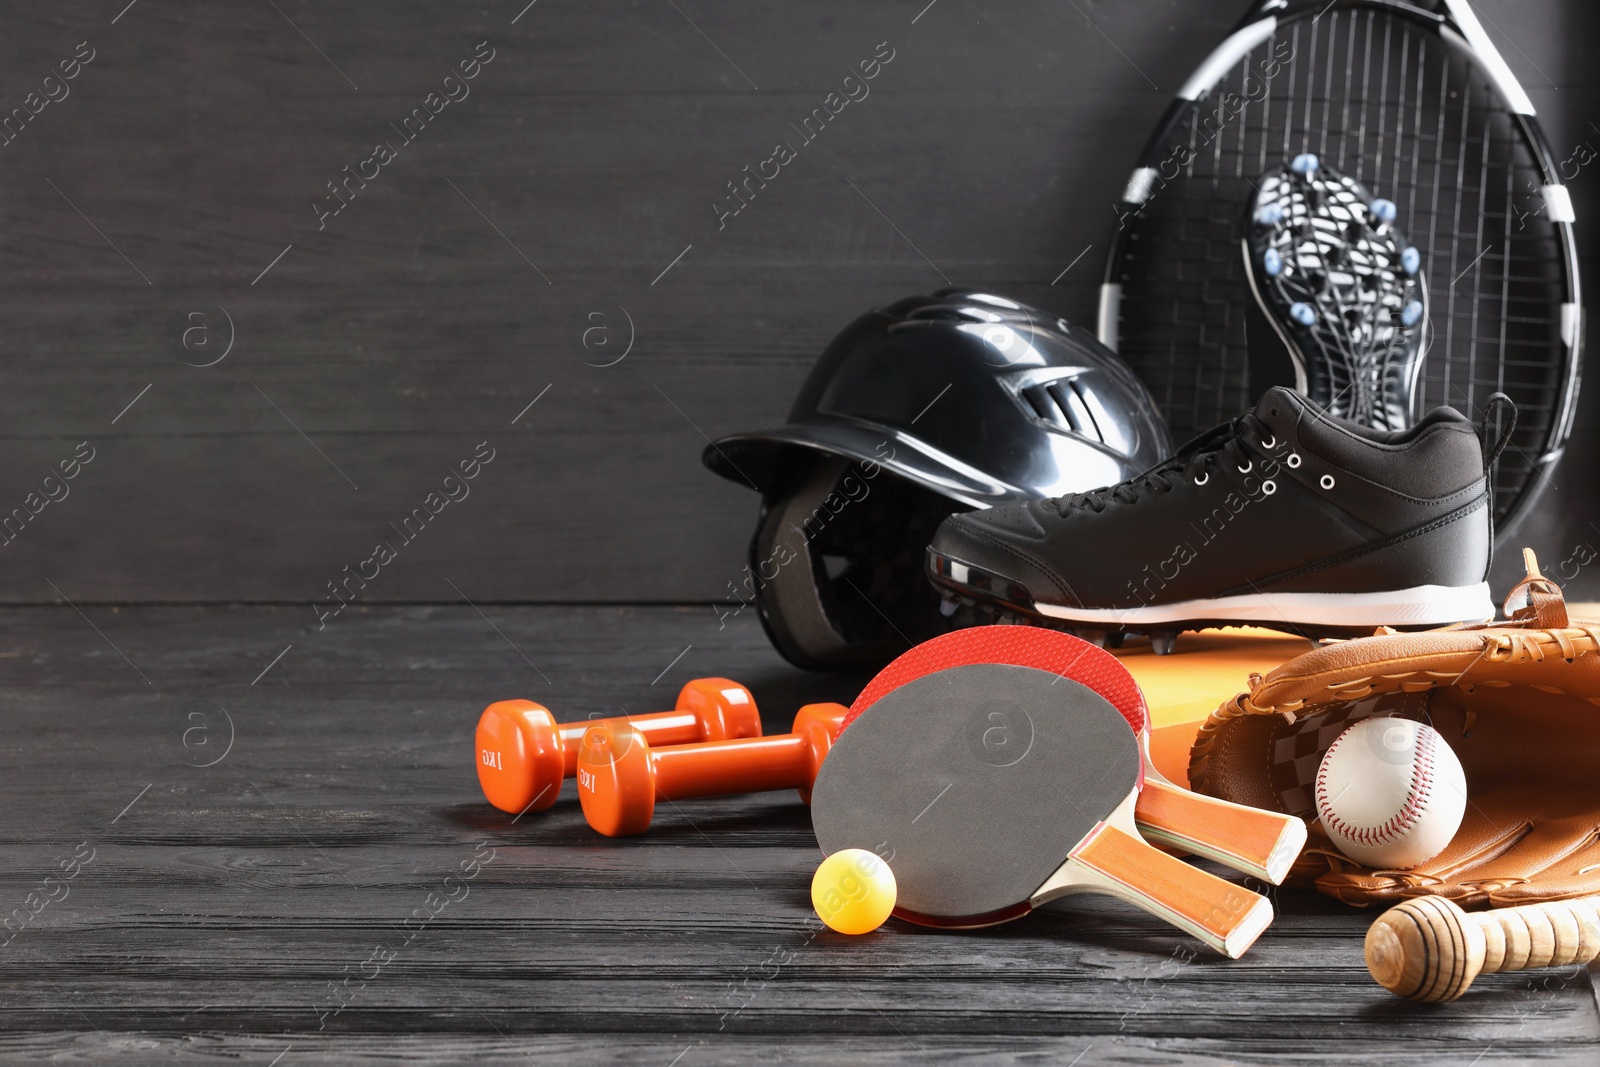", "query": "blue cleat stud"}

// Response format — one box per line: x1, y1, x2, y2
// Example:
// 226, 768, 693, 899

1370, 198, 1397, 224
1401, 301, 1423, 327
1255, 203, 1285, 227
1263, 248, 1283, 277
1401, 246, 1421, 275
1290, 301, 1317, 326
1291, 153, 1320, 175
